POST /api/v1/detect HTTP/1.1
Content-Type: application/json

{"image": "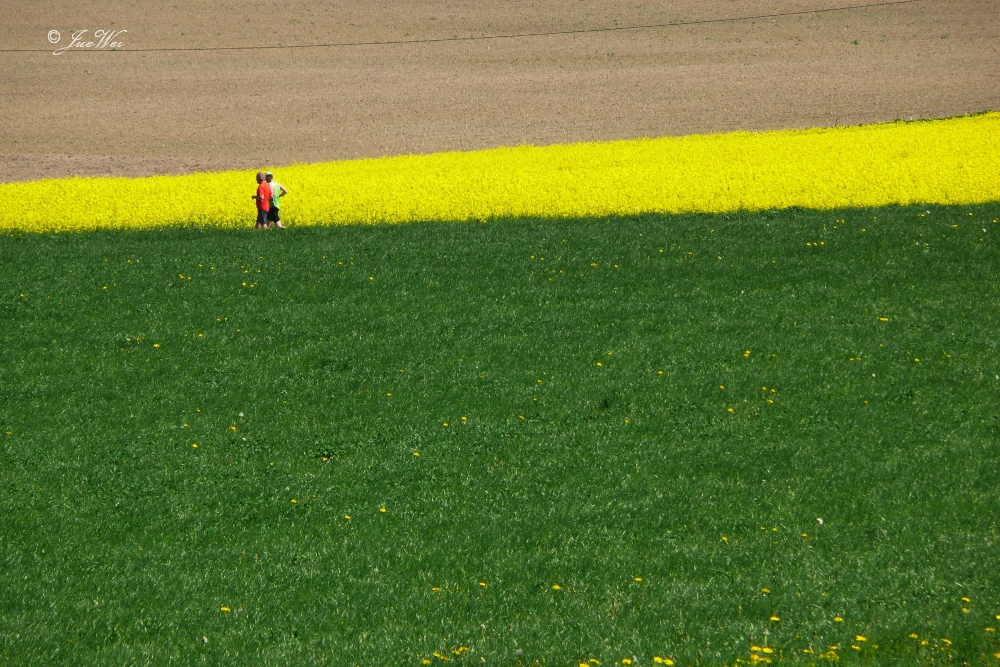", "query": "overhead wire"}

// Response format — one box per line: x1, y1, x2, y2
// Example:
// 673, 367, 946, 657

0, 0, 923, 54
